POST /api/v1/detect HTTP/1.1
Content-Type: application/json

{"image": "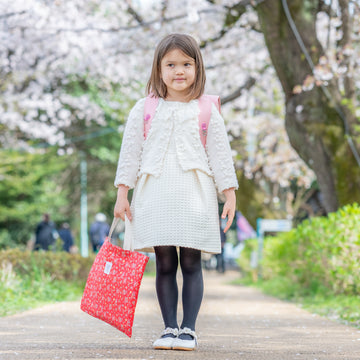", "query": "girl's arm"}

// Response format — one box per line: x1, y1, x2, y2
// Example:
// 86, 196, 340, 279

206, 105, 238, 232
221, 187, 236, 233
206, 104, 238, 193
114, 98, 145, 189
114, 185, 132, 221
